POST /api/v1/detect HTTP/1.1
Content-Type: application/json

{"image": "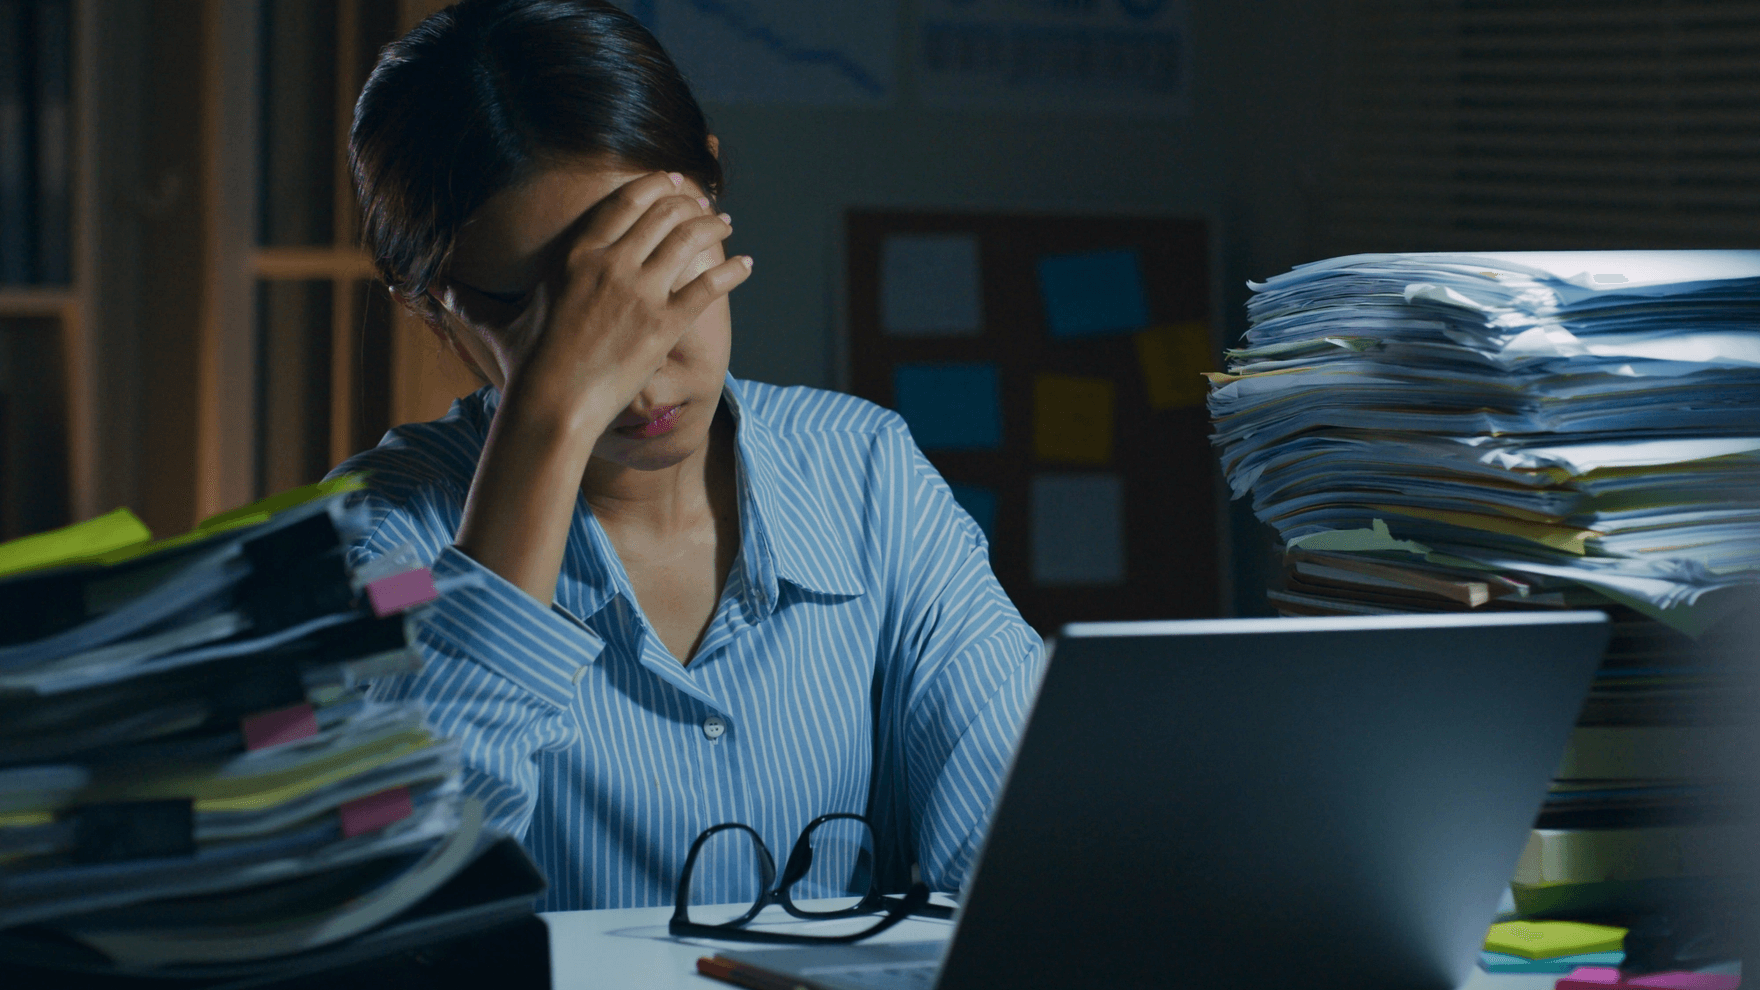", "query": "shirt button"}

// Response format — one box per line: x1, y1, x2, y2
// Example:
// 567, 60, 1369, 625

702, 715, 726, 740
